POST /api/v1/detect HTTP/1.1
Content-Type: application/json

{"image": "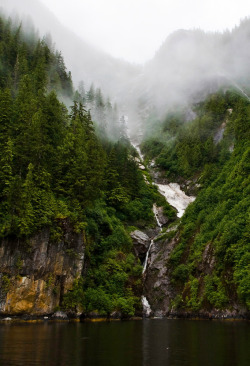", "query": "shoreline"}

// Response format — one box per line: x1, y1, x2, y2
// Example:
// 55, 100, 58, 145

0, 313, 249, 323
